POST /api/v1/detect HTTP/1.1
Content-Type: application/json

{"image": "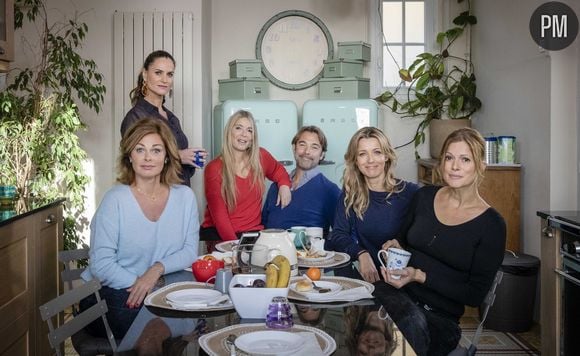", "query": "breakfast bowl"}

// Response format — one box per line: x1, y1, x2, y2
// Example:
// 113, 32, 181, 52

191, 258, 225, 282
228, 274, 289, 319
